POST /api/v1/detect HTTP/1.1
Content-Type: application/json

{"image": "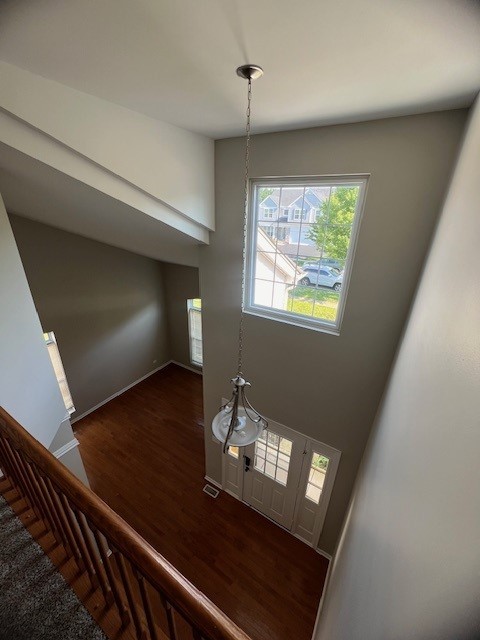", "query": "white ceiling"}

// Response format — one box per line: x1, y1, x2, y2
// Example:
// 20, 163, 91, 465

0, 0, 479, 138
0, 143, 200, 266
